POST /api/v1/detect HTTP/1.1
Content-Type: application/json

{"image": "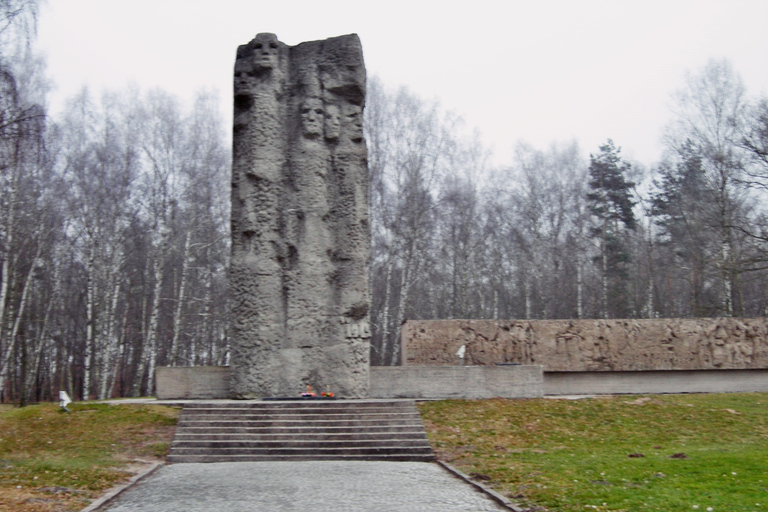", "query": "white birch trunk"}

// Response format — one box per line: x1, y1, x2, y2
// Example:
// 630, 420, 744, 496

0, 247, 41, 397
144, 250, 166, 395
601, 221, 609, 319
378, 257, 394, 366
170, 230, 192, 365
576, 262, 583, 319
107, 307, 129, 399
83, 244, 97, 400
392, 247, 415, 366
132, 296, 148, 395
66, 354, 74, 398
722, 240, 733, 317
49, 341, 58, 399
202, 260, 213, 366
25, 261, 61, 403
645, 223, 655, 319
130, 294, 148, 396
132, 228, 167, 397
0, 178, 17, 393
645, 263, 654, 319
524, 272, 532, 320
222, 332, 230, 366
98, 272, 122, 399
